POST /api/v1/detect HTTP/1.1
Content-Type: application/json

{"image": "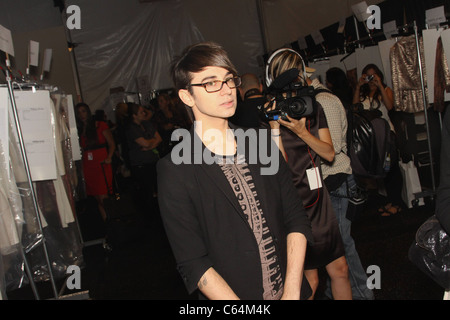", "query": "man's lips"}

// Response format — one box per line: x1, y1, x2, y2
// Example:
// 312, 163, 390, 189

221, 100, 235, 107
